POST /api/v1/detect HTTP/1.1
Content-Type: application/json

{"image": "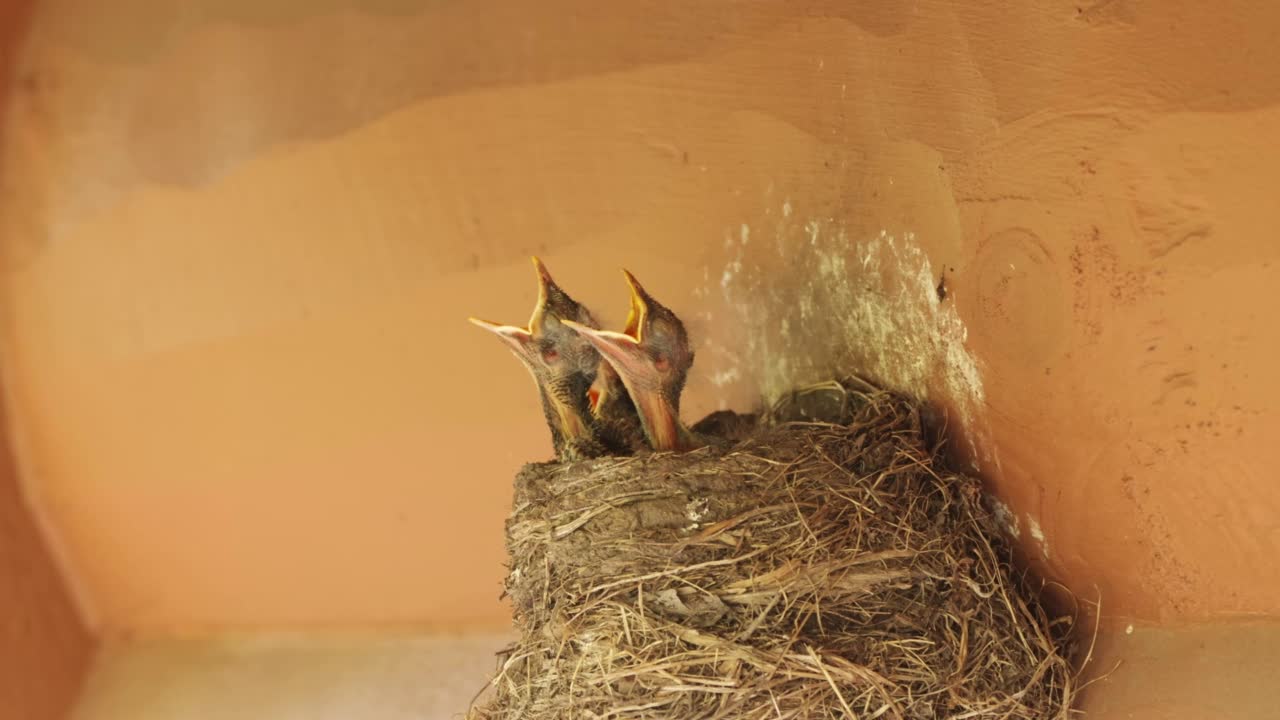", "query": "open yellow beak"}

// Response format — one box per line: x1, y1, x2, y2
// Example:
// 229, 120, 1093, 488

621, 269, 651, 341
528, 256, 556, 335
